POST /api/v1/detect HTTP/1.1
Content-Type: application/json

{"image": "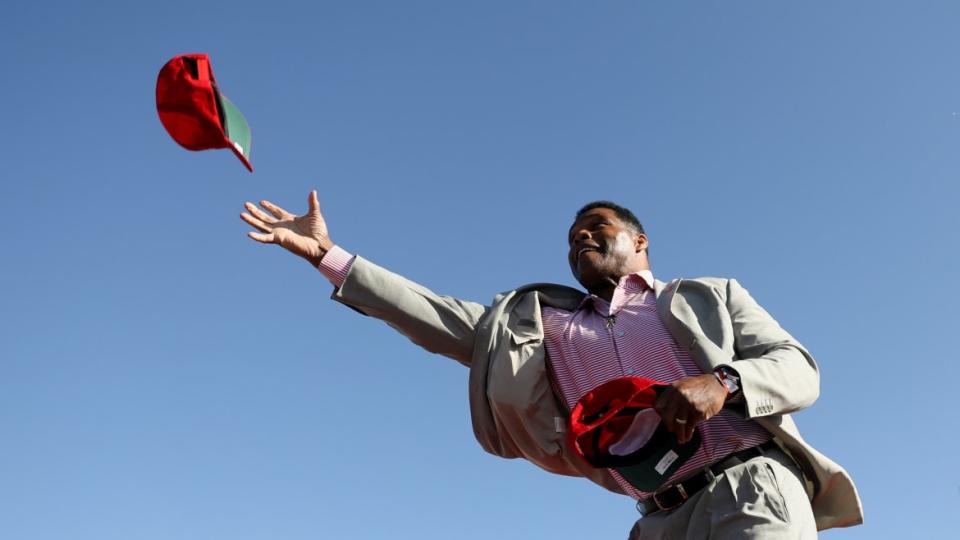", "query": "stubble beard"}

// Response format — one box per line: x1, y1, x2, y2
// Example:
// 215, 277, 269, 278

578, 233, 635, 290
